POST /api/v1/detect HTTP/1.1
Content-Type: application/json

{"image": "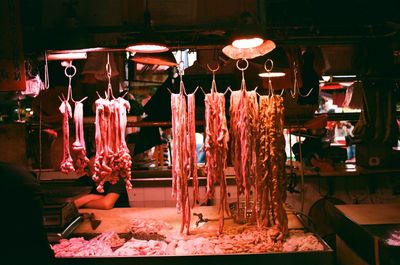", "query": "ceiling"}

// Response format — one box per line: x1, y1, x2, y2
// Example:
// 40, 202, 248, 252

19, 0, 400, 79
